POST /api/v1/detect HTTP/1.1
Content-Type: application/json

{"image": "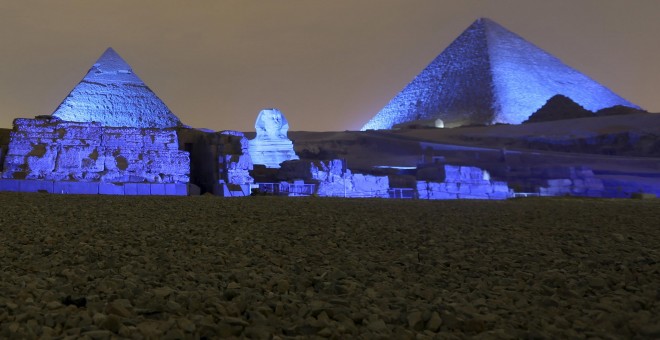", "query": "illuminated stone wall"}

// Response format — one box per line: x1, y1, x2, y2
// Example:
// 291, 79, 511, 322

277, 159, 390, 198
362, 18, 640, 130
416, 165, 511, 200
1, 118, 189, 183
